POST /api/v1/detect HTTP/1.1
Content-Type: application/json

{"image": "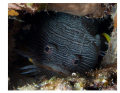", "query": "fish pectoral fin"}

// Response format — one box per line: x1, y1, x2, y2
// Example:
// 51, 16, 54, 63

20, 65, 40, 74
21, 69, 40, 74
20, 65, 37, 70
